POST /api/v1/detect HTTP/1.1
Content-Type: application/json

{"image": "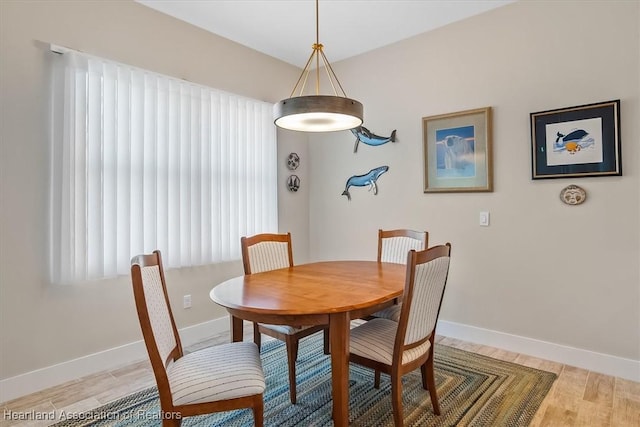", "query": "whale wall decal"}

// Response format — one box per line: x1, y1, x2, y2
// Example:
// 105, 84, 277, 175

342, 166, 389, 201
350, 126, 397, 153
